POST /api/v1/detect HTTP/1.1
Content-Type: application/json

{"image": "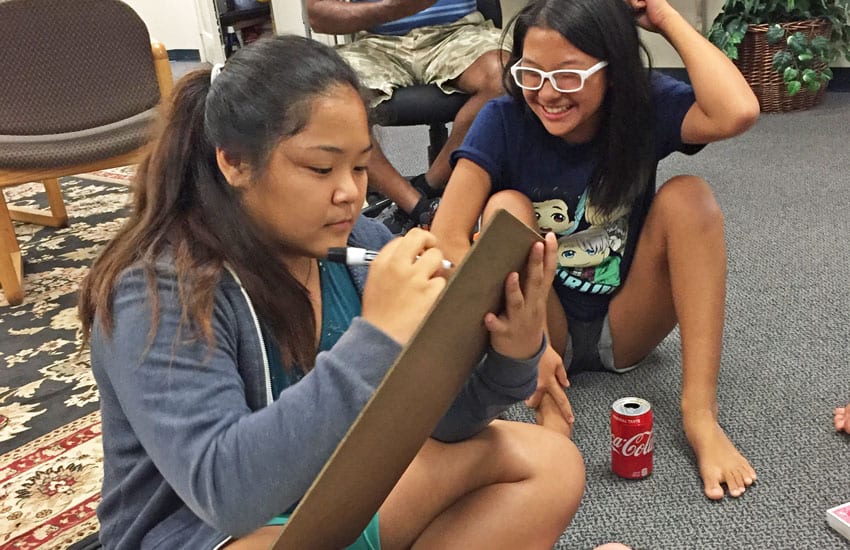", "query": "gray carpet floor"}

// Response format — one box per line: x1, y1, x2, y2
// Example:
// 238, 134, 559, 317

380, 92, 850, 549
